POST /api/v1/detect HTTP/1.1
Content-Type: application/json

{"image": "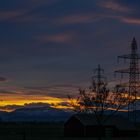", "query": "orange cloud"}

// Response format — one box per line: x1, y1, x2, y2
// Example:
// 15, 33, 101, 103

59, 15, 93, 24
0, 0, 60, 22
0, 11, 23, 21
28, 0, 58, 6
0, 101, 71, 112
57, 14, 102, 25
99, 1, 133, 13
108, 15, 140, 25
0, 85, 79, 112
0, 94, 71, 112
13, 14, 46, 23
0, 93, 68, 107
39, 33, 73, 43
120, 17, 140, 25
